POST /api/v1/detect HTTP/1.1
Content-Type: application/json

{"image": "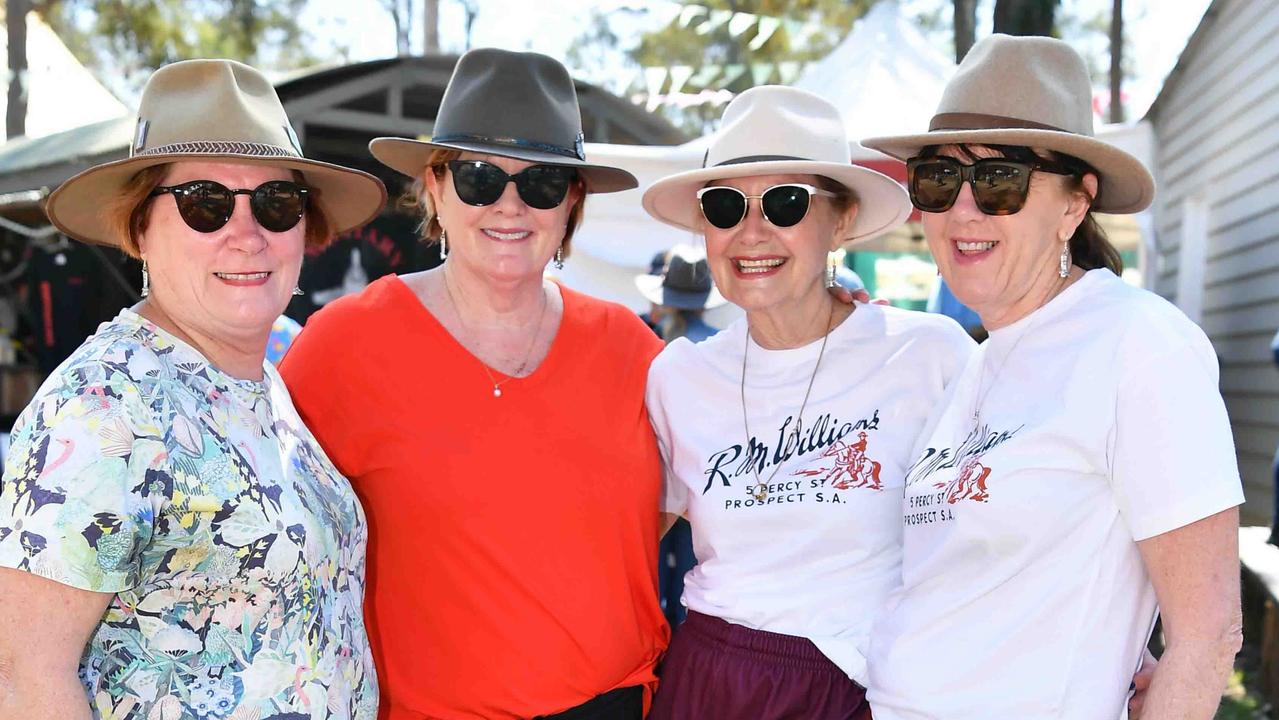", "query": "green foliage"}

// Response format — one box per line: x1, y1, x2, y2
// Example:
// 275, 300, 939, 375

36, 0, 321, 99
